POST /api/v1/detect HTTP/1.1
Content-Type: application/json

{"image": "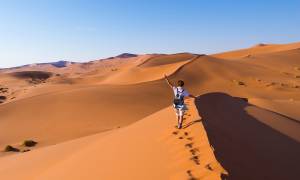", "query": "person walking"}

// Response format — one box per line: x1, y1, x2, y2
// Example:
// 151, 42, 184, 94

164, 74, 196, 129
